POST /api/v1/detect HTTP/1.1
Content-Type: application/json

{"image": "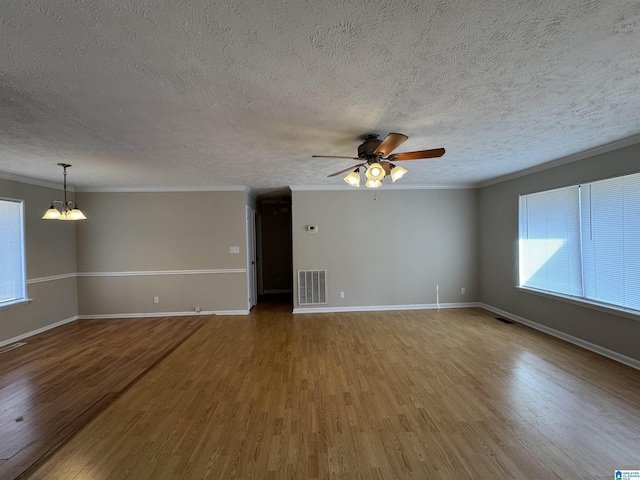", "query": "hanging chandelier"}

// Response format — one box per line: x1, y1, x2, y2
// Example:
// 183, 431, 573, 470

42, 163, 87, 221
